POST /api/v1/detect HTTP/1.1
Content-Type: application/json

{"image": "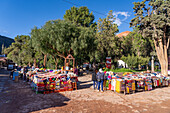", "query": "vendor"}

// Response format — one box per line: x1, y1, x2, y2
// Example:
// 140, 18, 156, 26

74, 66, 78, 76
